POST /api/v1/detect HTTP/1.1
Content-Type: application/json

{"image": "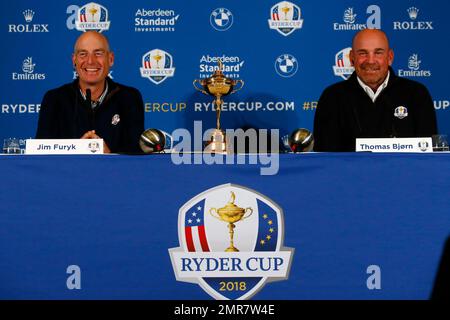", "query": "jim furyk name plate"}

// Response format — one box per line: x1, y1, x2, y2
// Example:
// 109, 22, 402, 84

26, 139, 104, 154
